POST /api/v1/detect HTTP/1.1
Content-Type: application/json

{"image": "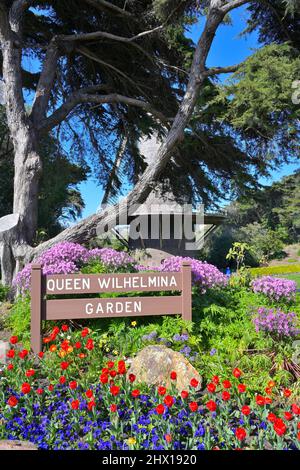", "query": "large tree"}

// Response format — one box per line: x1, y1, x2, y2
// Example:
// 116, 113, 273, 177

0, 0, 298, 285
